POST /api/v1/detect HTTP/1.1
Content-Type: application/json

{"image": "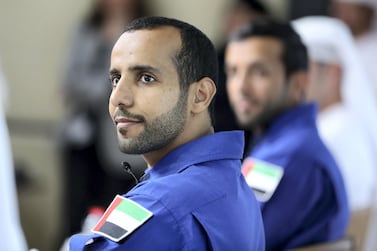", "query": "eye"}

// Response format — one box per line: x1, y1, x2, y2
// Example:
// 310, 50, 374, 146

251, 65, 268, 77
225, 65, 237, 79
254, 69, 267, 76
140, 74, 156, 84
111, 76, 120, 88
